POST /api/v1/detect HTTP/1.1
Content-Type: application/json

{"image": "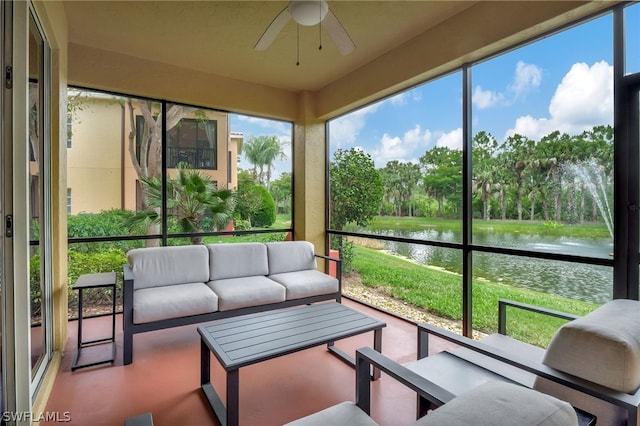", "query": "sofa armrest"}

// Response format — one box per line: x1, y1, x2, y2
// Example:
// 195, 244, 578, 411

123, 264, 134, 307
498, 299, 579, 335
124, 263, 134, 281
417, 322, 640, 415
123, 264, 135, 364
315, 253, 342, 298
355, 346, 455, 415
